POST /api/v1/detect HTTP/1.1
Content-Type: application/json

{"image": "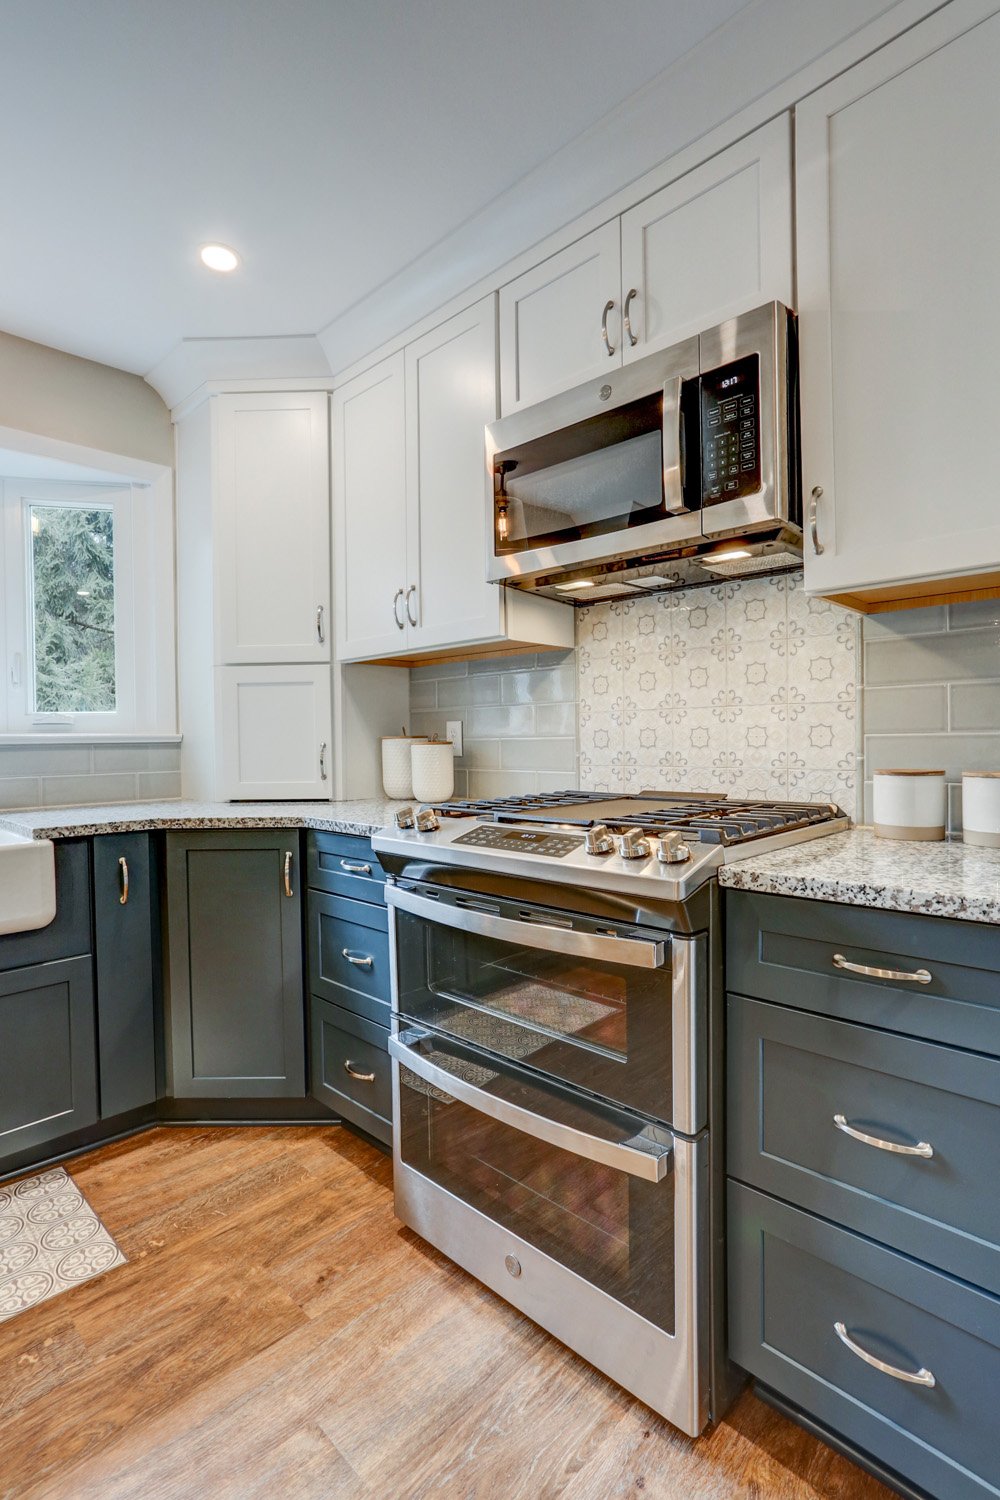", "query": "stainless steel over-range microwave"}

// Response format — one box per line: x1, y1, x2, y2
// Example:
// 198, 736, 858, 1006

486, 301, 801, 594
